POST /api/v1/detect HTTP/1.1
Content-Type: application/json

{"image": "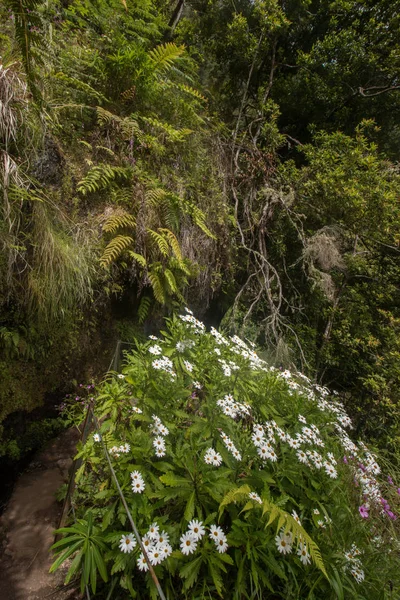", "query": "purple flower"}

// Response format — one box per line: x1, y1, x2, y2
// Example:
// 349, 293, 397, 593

75, 396, 80, 401
387, 475, 394, 485
386, 510, 397, 520
343, 456, 348, 464
359, 505, 369, 519
397, 488, 400, 495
